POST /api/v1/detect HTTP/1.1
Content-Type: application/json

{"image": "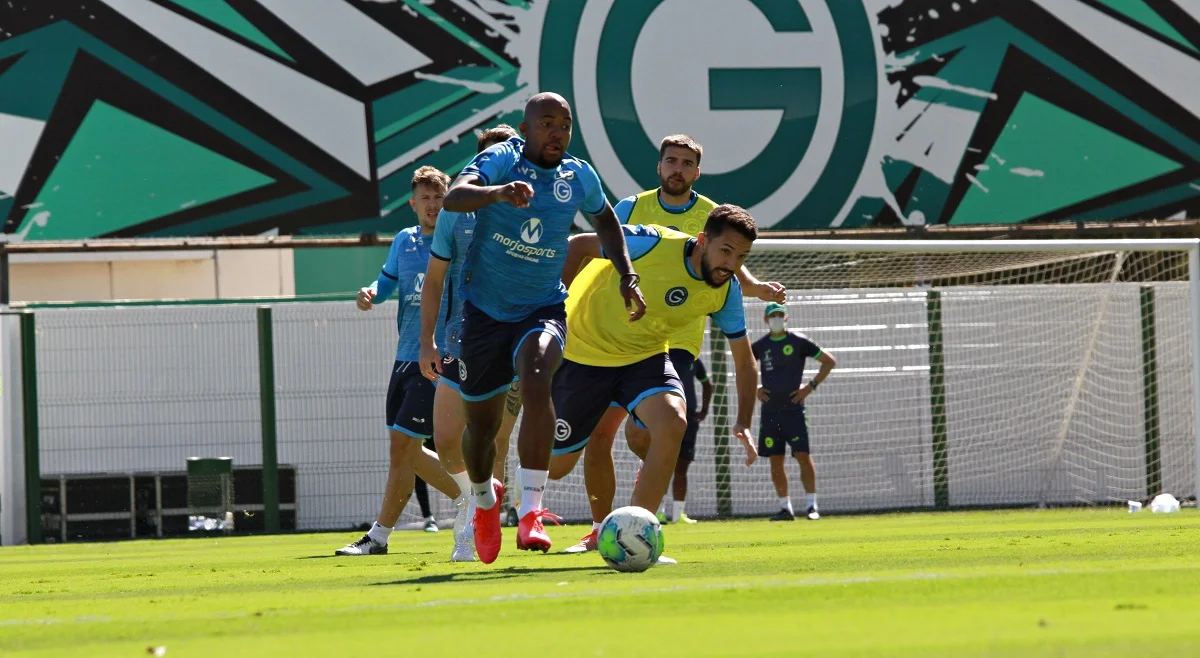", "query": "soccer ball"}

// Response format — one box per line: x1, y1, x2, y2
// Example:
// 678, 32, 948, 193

597, 506, 664, 572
